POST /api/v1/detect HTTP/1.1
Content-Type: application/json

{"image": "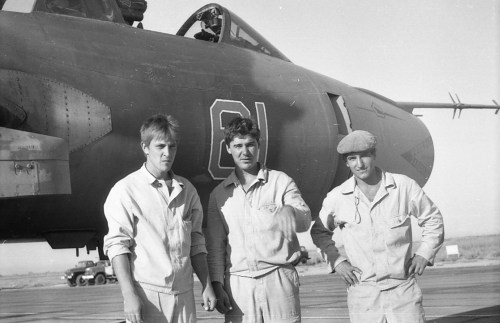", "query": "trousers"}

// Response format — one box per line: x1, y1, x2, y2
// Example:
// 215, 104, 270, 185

347, 276, 426, 323
136, 285, 196, 323
224, 265, 301, 323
